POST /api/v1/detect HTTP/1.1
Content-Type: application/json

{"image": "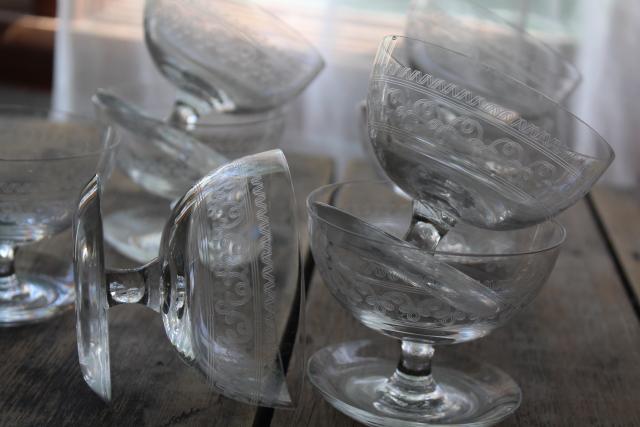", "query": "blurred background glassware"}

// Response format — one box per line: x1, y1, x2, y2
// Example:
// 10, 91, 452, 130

0, 105, 118, 326
144, 0, 325, 120
367, 36, 613, 250
307, 180, 565, 426
92, 83, 286, 263
74, 149, 303, 406
360, 0, 582, 182
406, 0, 582, 104
96, 82, 286, 163
92, 0, 324, 263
